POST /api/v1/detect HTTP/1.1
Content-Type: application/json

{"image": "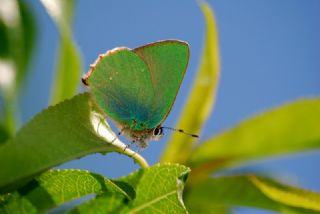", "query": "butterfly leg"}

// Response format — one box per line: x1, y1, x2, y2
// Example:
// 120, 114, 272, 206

137, 147, 144, 154
123, 140, 135, 152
